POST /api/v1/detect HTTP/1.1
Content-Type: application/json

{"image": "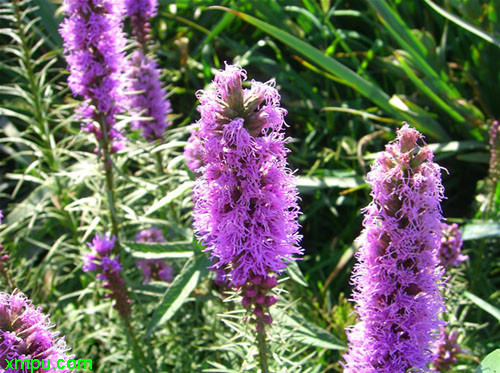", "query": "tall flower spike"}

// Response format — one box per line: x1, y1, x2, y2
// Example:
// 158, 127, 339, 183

125, 0, 157, 46
0, 291, 73, 372
83, 233, 131, 318
343, 124, 445, 372
192, 64, 302, 324
135, 228, 174, 283
127, 51, 172, 141
59, 0, 128, 152
438, 222, 467, 269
